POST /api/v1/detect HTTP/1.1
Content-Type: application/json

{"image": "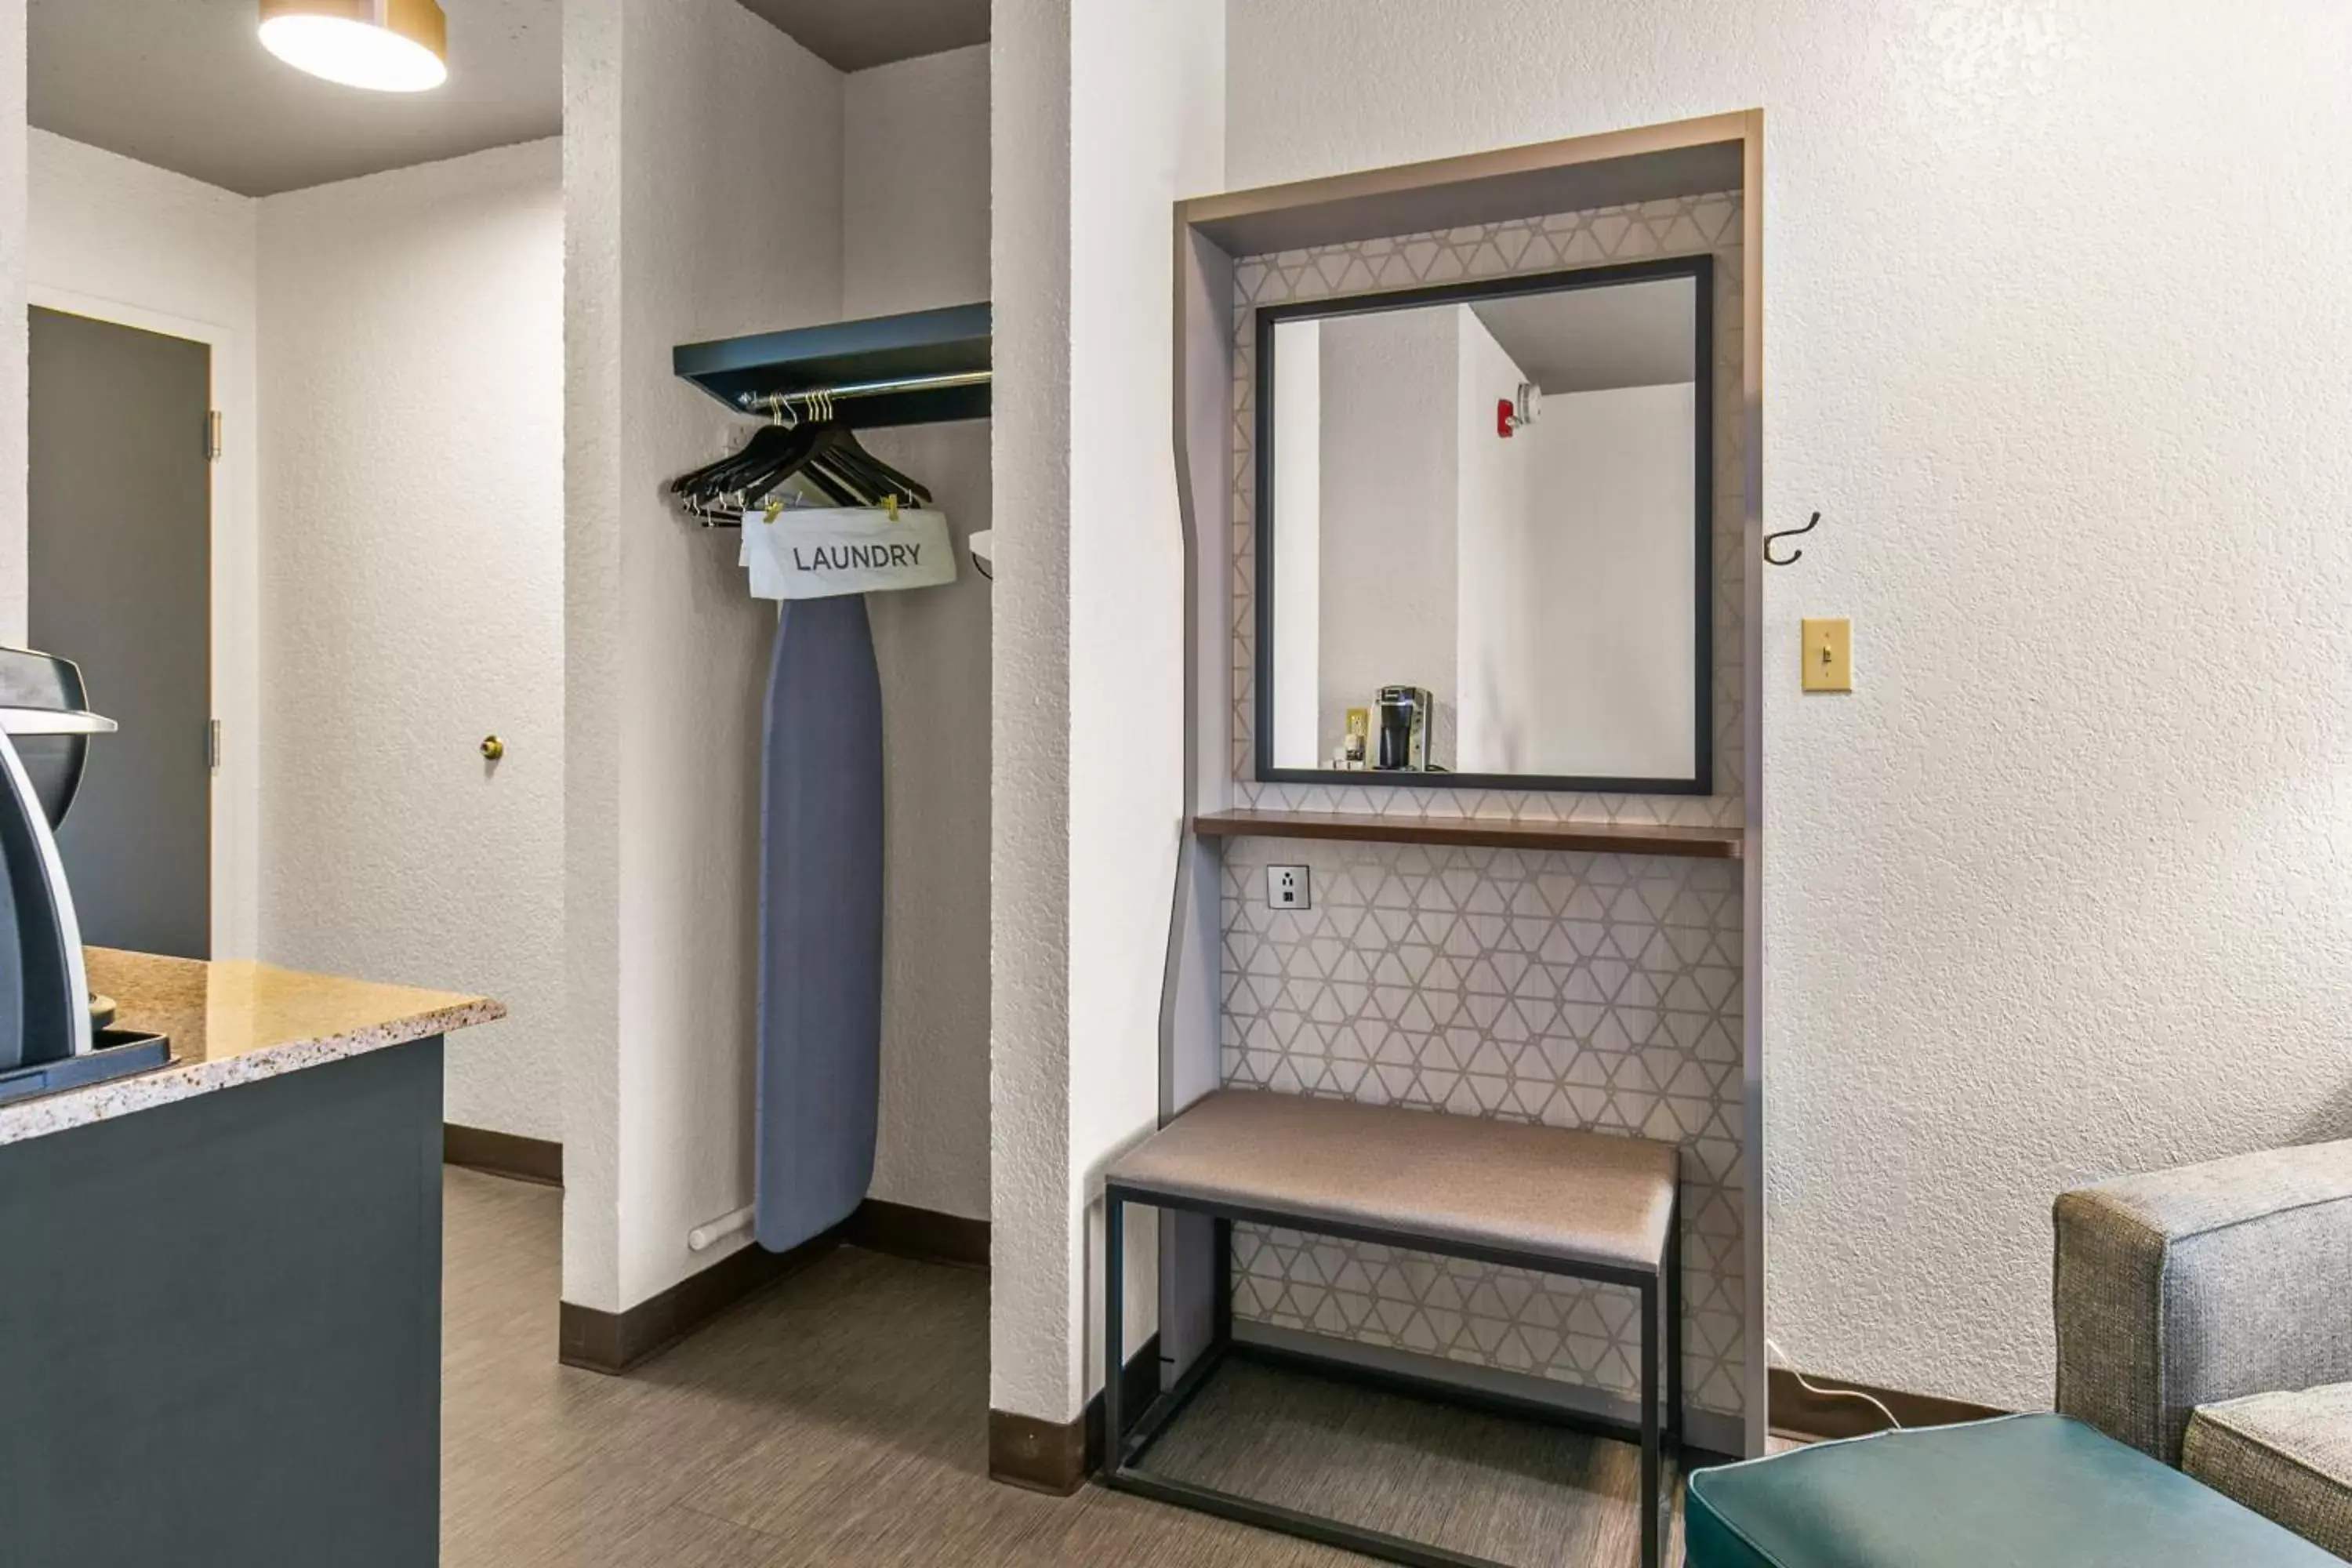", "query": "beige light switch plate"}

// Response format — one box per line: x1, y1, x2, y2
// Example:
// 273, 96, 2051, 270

1802, 618, 1853, 691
